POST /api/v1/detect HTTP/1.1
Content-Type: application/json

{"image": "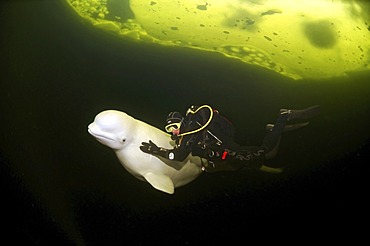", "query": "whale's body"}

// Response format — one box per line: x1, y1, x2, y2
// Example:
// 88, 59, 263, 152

88, 110, 203, 194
